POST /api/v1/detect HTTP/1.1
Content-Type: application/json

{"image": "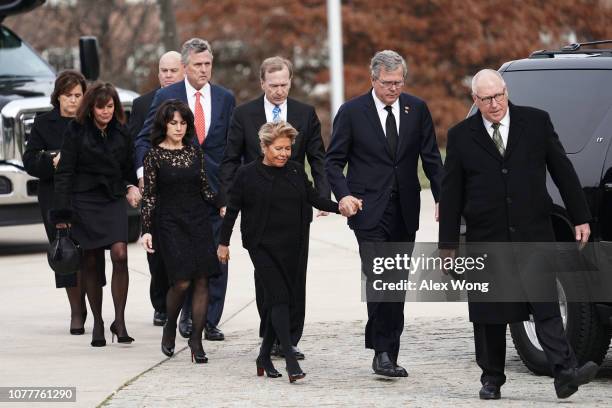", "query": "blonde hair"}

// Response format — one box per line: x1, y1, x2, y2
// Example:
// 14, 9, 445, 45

259, 121, 298, 149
